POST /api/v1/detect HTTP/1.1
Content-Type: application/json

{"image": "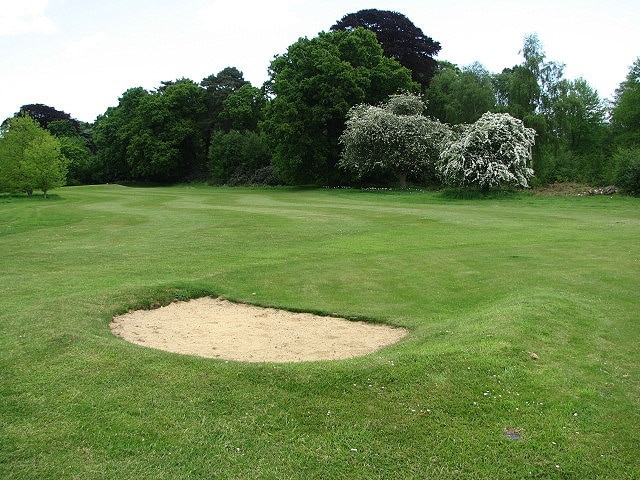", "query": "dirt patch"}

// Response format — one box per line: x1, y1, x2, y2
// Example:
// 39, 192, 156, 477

532, 183, 592, 196
533, 183, 618, 196
110, 297, 408, 362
